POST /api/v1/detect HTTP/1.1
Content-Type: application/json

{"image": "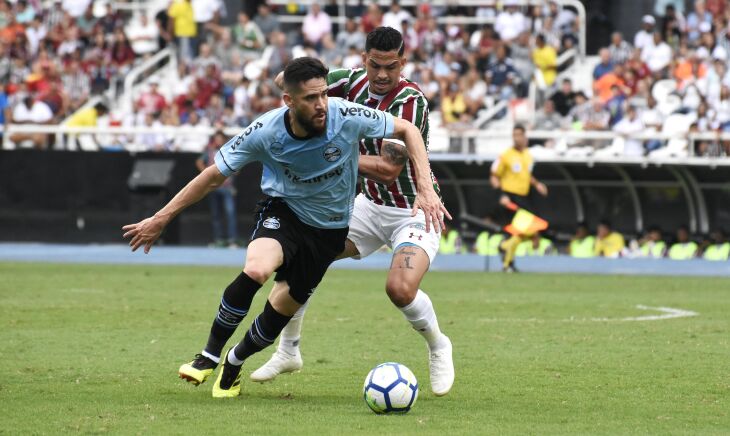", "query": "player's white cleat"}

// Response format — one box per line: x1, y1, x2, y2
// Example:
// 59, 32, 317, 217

249, 349, 303, 382
429, 335, 454, 396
